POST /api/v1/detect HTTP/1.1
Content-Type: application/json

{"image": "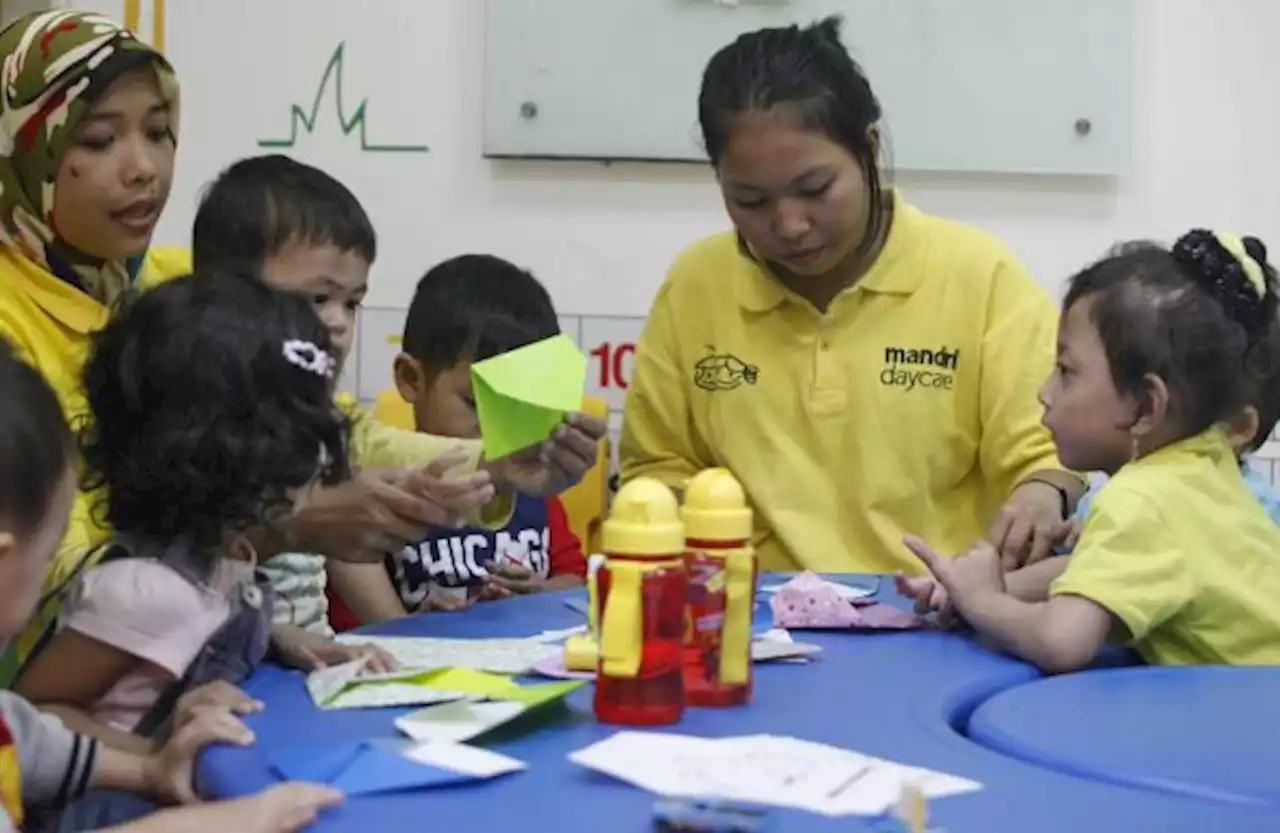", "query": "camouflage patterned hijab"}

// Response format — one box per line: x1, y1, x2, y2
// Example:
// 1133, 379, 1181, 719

0, 11, 179, 304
